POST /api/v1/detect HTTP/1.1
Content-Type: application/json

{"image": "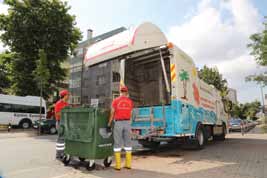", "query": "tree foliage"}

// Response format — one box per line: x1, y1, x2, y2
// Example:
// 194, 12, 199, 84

247, 17, 267, 85
230, 101, 261, 120
198, 66, 261, 120
0, 0, 81, 98
0, 52, 13, 93
198, 65, 228, 93
34, 49, 50, 98
247, 17, 267, 66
